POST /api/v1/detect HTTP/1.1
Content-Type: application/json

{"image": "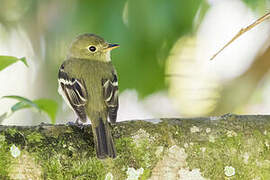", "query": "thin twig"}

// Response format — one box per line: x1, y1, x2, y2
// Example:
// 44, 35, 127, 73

210, 12, 270, 60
